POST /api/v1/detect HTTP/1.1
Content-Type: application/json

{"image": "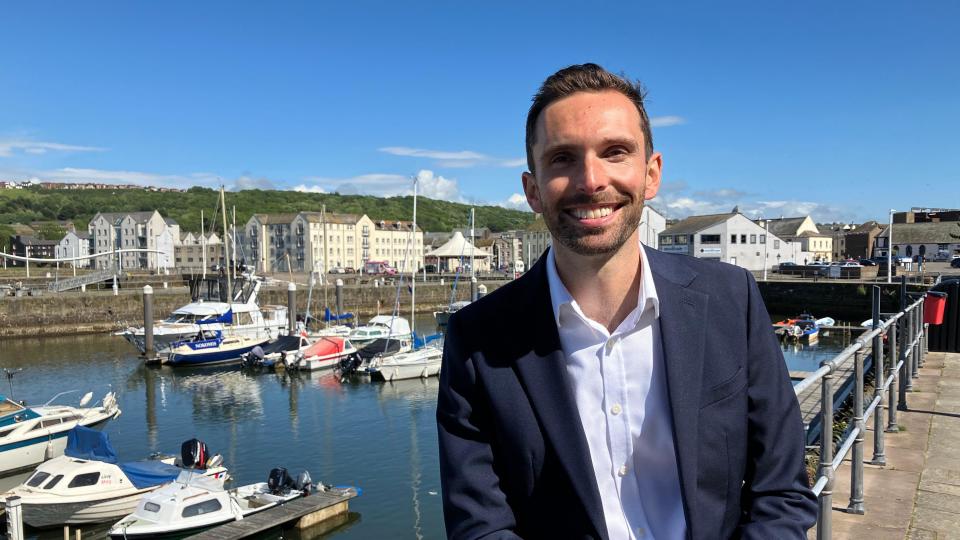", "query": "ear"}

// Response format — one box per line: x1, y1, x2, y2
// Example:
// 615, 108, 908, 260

521, 171, 544, 213
644, 151, 663, 201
